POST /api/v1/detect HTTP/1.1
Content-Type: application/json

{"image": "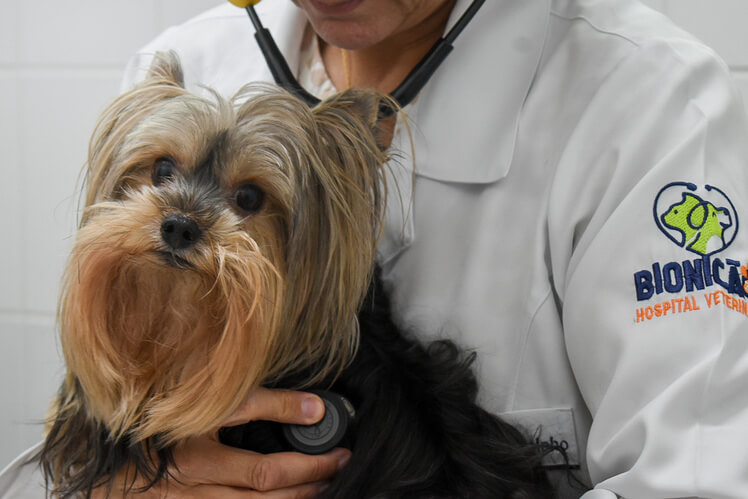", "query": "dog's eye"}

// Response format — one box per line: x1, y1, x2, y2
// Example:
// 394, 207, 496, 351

235, 183, 265, 213
152, 157, 177, 186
